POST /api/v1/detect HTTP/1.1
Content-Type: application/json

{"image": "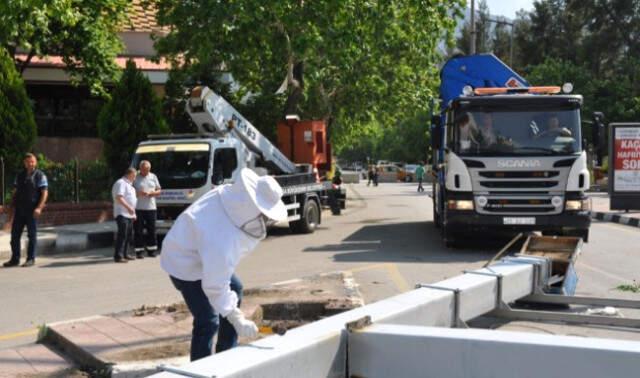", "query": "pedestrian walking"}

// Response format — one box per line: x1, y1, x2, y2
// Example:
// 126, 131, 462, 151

373, 166, 379, 186
367, 165, 374, 186
415, 162, 426, 192
3, 153, 48, 268
112, 167, 137, 263
160, 168, 287, 361
133, 160, 161, 258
